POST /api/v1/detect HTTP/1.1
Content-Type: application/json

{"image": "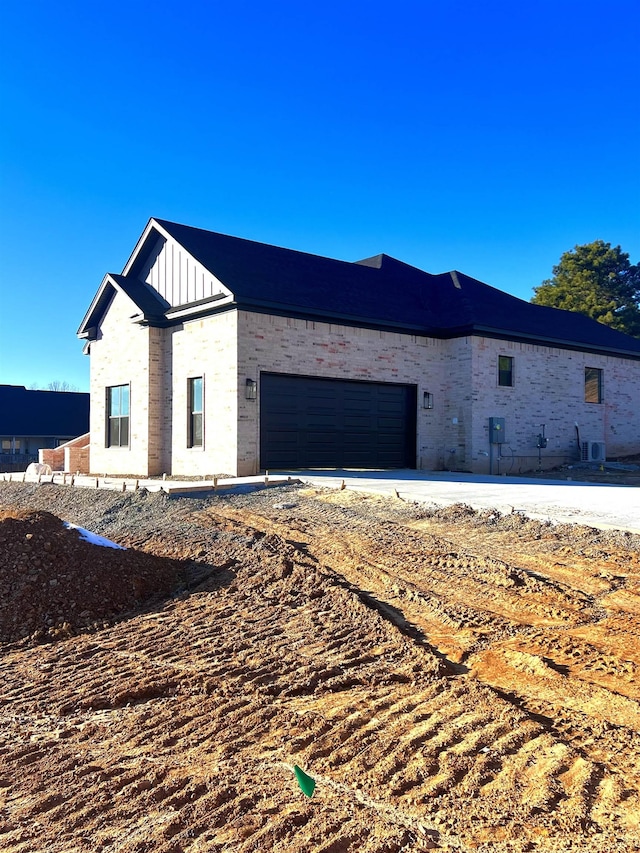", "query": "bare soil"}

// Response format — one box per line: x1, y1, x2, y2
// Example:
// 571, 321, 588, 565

0, 481, 639, 853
